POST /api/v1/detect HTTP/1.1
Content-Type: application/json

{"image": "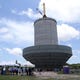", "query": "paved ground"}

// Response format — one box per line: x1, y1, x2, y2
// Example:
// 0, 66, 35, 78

33, 71, 80, 79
